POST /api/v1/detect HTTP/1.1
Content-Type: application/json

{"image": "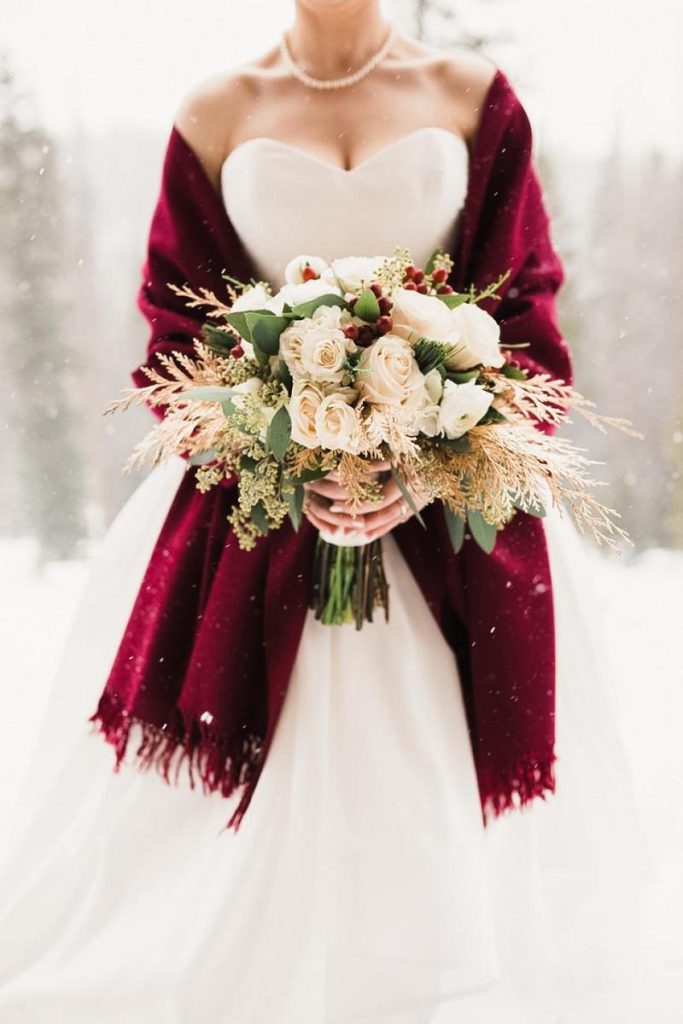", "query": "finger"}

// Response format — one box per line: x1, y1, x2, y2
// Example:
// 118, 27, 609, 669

363, 504, 410, 542
305, 478, 352, 501
361, 499, 409, 535
330, 478, 402, 515
305, 495, 366, 531
305, 507, 368, 538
